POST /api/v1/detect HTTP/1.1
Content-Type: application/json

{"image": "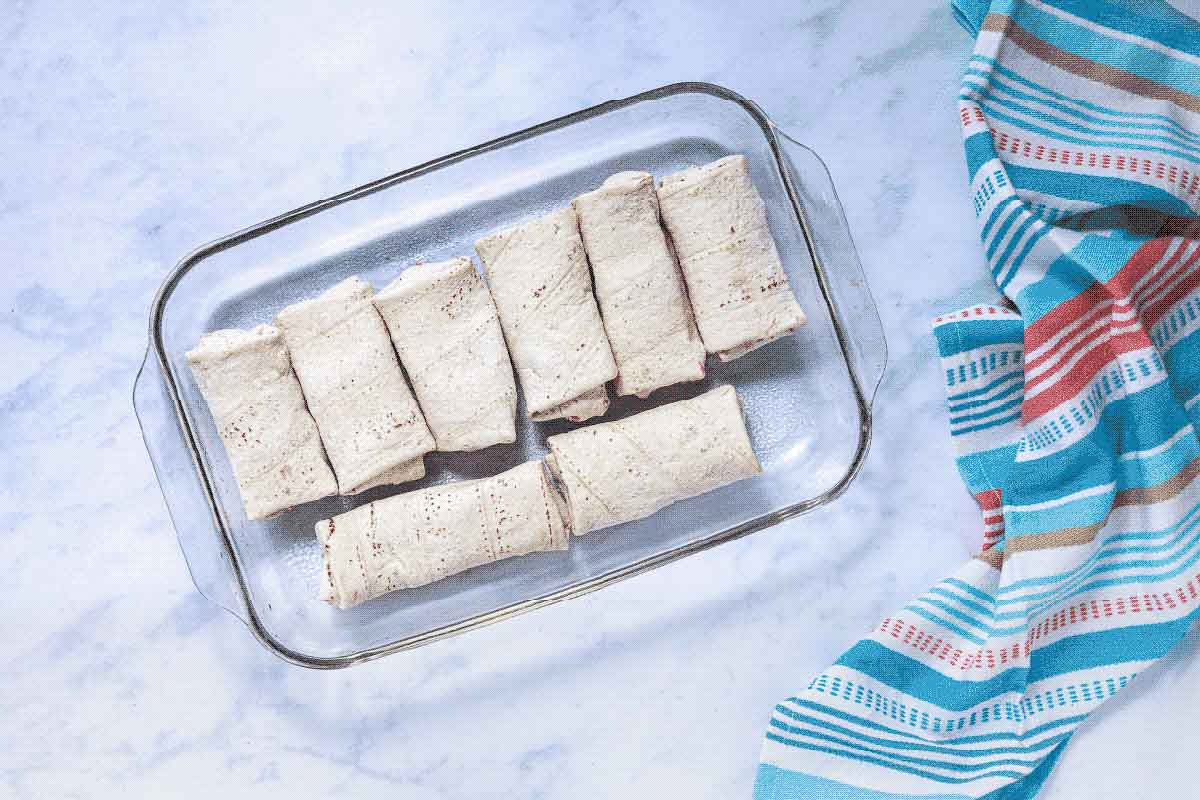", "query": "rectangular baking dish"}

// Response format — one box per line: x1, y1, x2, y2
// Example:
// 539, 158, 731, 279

134, 82, 886, 668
